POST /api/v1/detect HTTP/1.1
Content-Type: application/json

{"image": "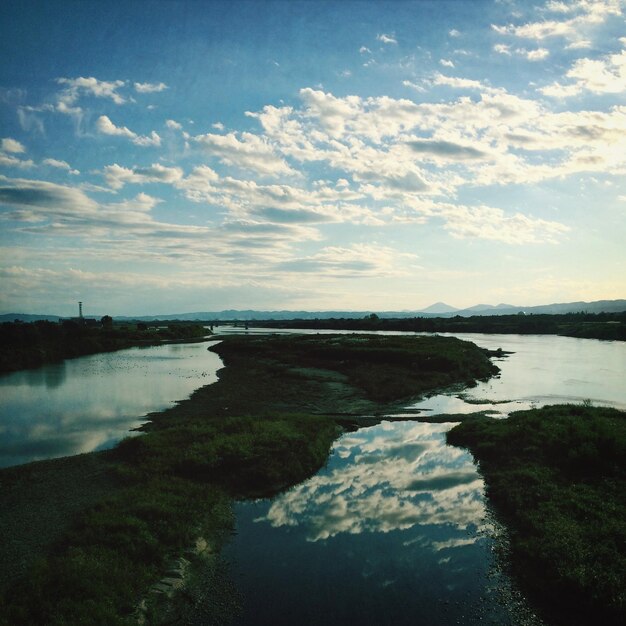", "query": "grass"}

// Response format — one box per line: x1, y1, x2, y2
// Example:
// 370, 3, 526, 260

447, 404, 626, 626
0, 333, 498, 624
209, 333, 498, 405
